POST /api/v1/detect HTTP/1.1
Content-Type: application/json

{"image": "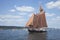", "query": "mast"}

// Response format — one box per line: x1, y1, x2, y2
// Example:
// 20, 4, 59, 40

36, 5, 47, 28
40, 5, 43, 12
37, 5, 44, 28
